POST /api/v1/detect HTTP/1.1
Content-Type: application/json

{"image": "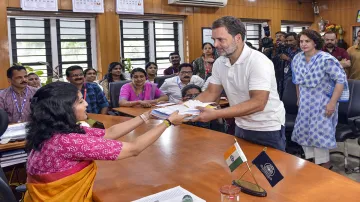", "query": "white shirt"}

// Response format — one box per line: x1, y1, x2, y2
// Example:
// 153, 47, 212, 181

160, 75, 205, 103
209, 44, 285, 131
